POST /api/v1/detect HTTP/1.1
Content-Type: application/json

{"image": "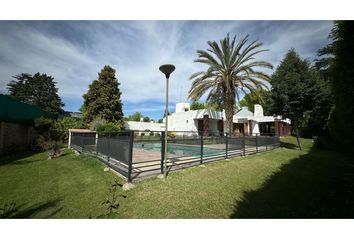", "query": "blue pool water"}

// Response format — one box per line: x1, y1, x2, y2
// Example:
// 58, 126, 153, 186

134, 143, 224, 157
